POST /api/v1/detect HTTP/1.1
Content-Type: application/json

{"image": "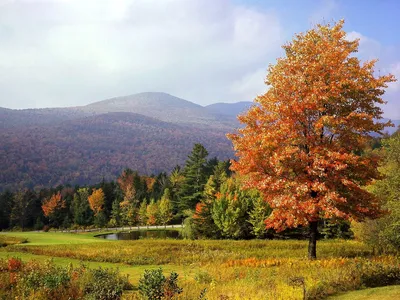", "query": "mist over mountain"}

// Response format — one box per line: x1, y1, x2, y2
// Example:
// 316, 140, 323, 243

205, 101, 253, 117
